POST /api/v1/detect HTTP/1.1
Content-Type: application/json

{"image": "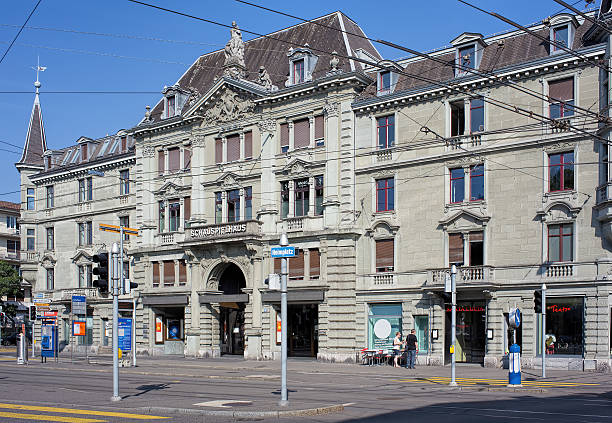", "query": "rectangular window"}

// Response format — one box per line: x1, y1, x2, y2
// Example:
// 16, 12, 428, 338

375, 239, 394, 272
87, 221, 92, 245
152, 262, 160, 287
6, 216, 15, 229
27, 188, 35, 210
158, 150, 165, 176
121, 136, 127, 153
215, 138, 223, 164
294, 178, 309, 217
227, 189, 240, 222
163, 260, 175, 286
119, 216, 129, 241
314, 115, 324, 146
368, 304, 402, 349
449, 233, 464, 265
552, 25, 569, 52
549, 152, 574, 192
168, 200, 180, 232
184, 196, 191, 226
46, 186, 54, 209
87, 264, 93, 287
78, 222, 92, 246
293, 59, 304, 84
450, 168, 465, 203
226, 134, 240, 162
26, 229, 35, 251
309, 248, 320, 279
549, 77, 574, 119
81, 144, 88, 162
470, 164, 484, 201
178, 260, 187, 285
378, 71, 391, 93
168, 147, 180, 172
184, 148, 191, 170
46, 268, 54, 290
245, 187, 252, 220
281, 181, 289, 219
539, 297, 583, 356
315, 176, 324, 216
46, 227, 54, 250
166, 95, 175, 118
470, 97, 484, 133
294, 118, 310, 149
158, 201, 165, 232
377, 115, 395, 149
78, 265, 85, 288
548, 223, 573, 262
458, 44, 476, 71
469, 231, 484, 266
119, 170, 130, 195
450, 100, 466, 137
376, 177, 394, 212
215, 192, 222, 223
244, 131, 253, 159
7, 240, 17, 256
280, 123, 289, 153
79, 177, 93, 202
289, 249, 304, 280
